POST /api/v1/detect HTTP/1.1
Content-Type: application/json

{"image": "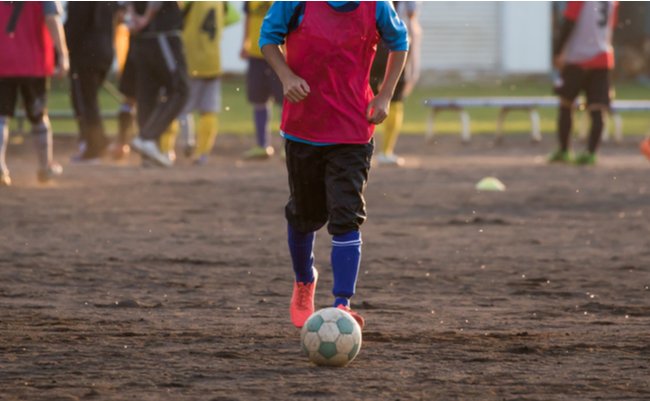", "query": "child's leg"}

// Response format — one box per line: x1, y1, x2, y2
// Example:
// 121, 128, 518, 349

253, 102, 270, 148
0, 116, 8, 176
587, 108, 604, 154
178, 112, 195, 156
288, 223, 316, 283
331, 230, 362, 307
557, 102, 573, 152
31, 116, 53, 172
193, 78, 221, 161
158, 119, 179, 158
325, 142, 373, 308
285, 140, 328, 327
194, 112, 218, 159
117, 100, 136, 145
